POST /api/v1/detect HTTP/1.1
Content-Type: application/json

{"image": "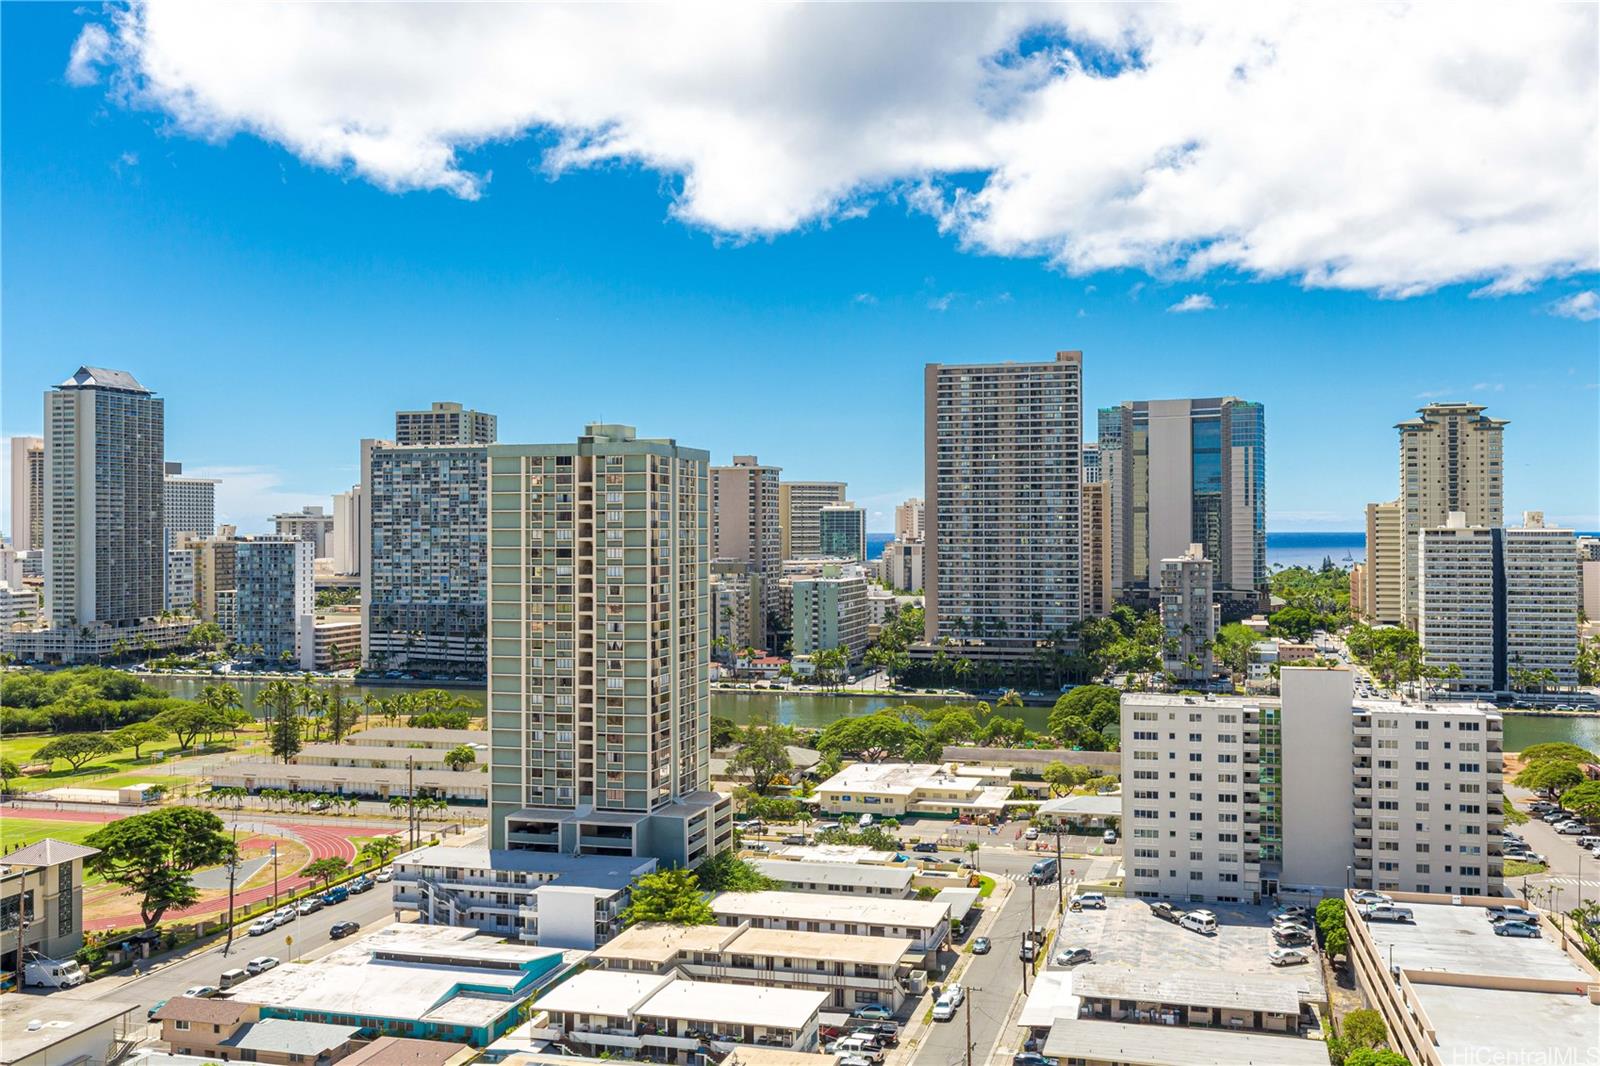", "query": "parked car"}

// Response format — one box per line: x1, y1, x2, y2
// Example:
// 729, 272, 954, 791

1012, 1055, 1058, 1066
781, 834, 807, 845
931, 997, 957, 1023
972, 937, 991, 954
1070, 892, 1107, 909
329, 921, 361, 939
322, 886, 350, 905
1055, 947, 1092, 966
1272, 906, 1310, 921
1362, 904, 1415, 923
852, 1004, 894, 1021
1486, 906, 1537, 924
298, 897, 324, 915
1268, 948, 1309, 967
1102, 829, 1118, 844
1494, 920, 1541, 938
1150, 902, 1181, 924
854, 1021, 899, 1043
913, 842, 939, 854
375, 868, 394, 883
146, 999, 168, 1020
1180, 911, 1218, 935
245, 956, 279, 975
247, 918, 275, 937
348, 877, 375, 894
1557, 823, 1588, 835
183, 985, 219, 999
1274, 930, 1313, 947
1024, 826, 1040, 840
1019, 938, 1037, 962
1351, 890, 1392, 906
